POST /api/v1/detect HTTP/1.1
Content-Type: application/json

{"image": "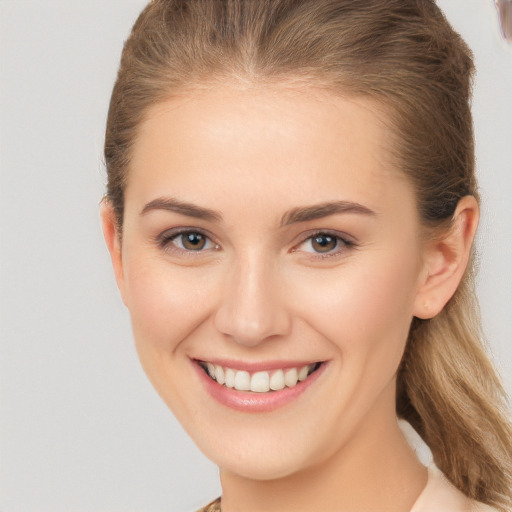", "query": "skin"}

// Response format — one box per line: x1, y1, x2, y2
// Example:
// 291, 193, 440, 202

101, 86, 479, 512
